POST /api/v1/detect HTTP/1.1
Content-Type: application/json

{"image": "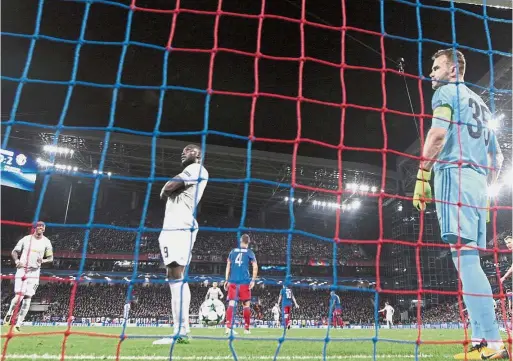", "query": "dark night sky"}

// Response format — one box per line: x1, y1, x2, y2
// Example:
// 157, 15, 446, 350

1, 0, 511, 168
